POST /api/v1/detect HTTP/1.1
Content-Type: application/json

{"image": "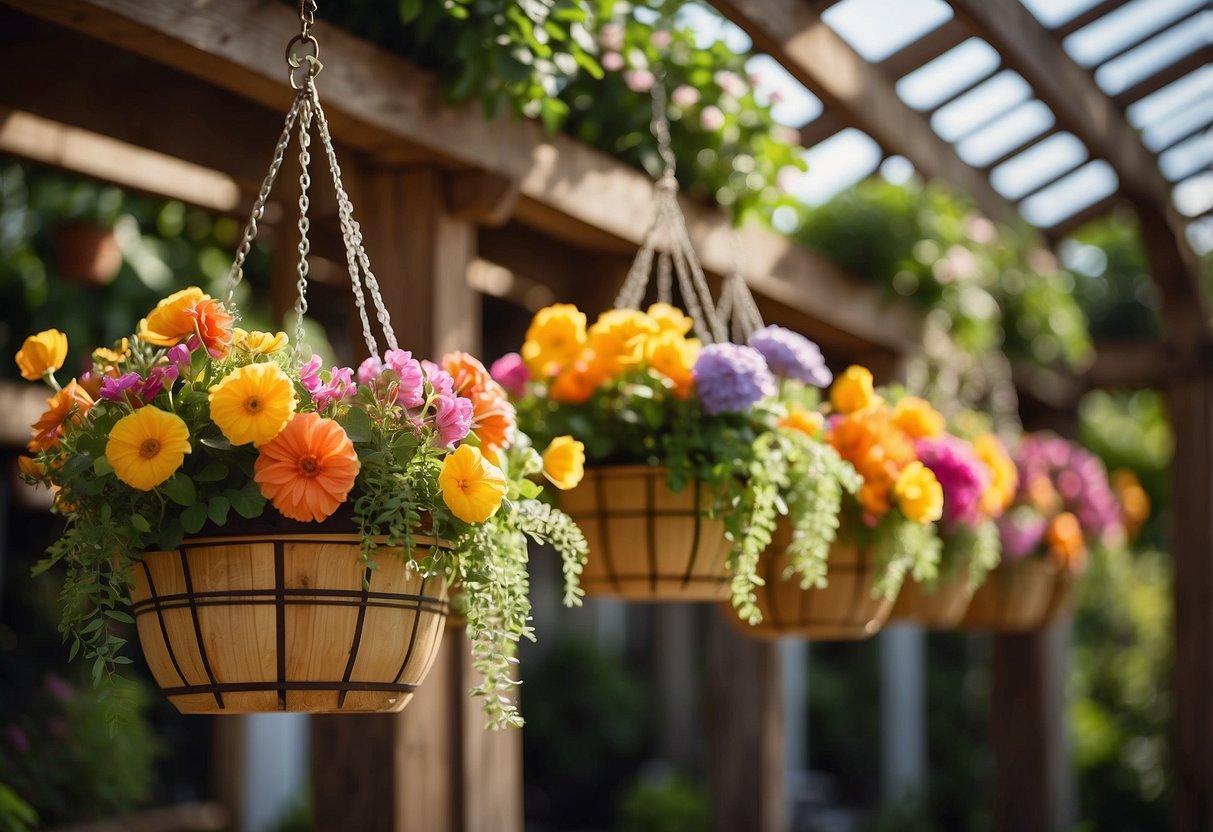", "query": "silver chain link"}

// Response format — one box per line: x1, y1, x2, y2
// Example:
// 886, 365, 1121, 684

292, 100, 314, 358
